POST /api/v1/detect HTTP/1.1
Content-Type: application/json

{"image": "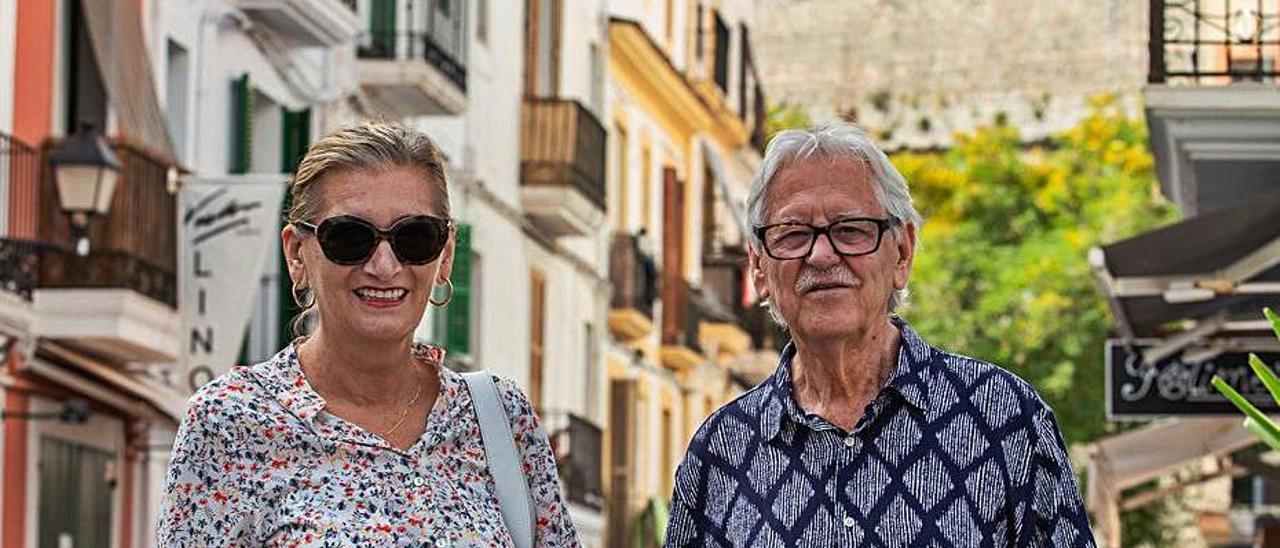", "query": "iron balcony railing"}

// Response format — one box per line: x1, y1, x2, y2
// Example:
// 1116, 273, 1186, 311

36, 245, 177, 306
0, 239, 41, 301
0, 239, 175, 307
354, 0, 468, 91
1150, 0, 1280, 83
544, 411, 604, 511
609, 232, 657, 319
520, 98, 607, 210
